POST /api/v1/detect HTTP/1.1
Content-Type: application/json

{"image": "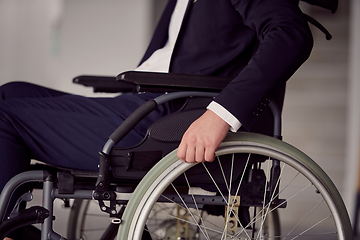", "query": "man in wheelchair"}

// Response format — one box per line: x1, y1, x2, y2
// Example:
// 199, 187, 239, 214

0, 0, 324, 239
